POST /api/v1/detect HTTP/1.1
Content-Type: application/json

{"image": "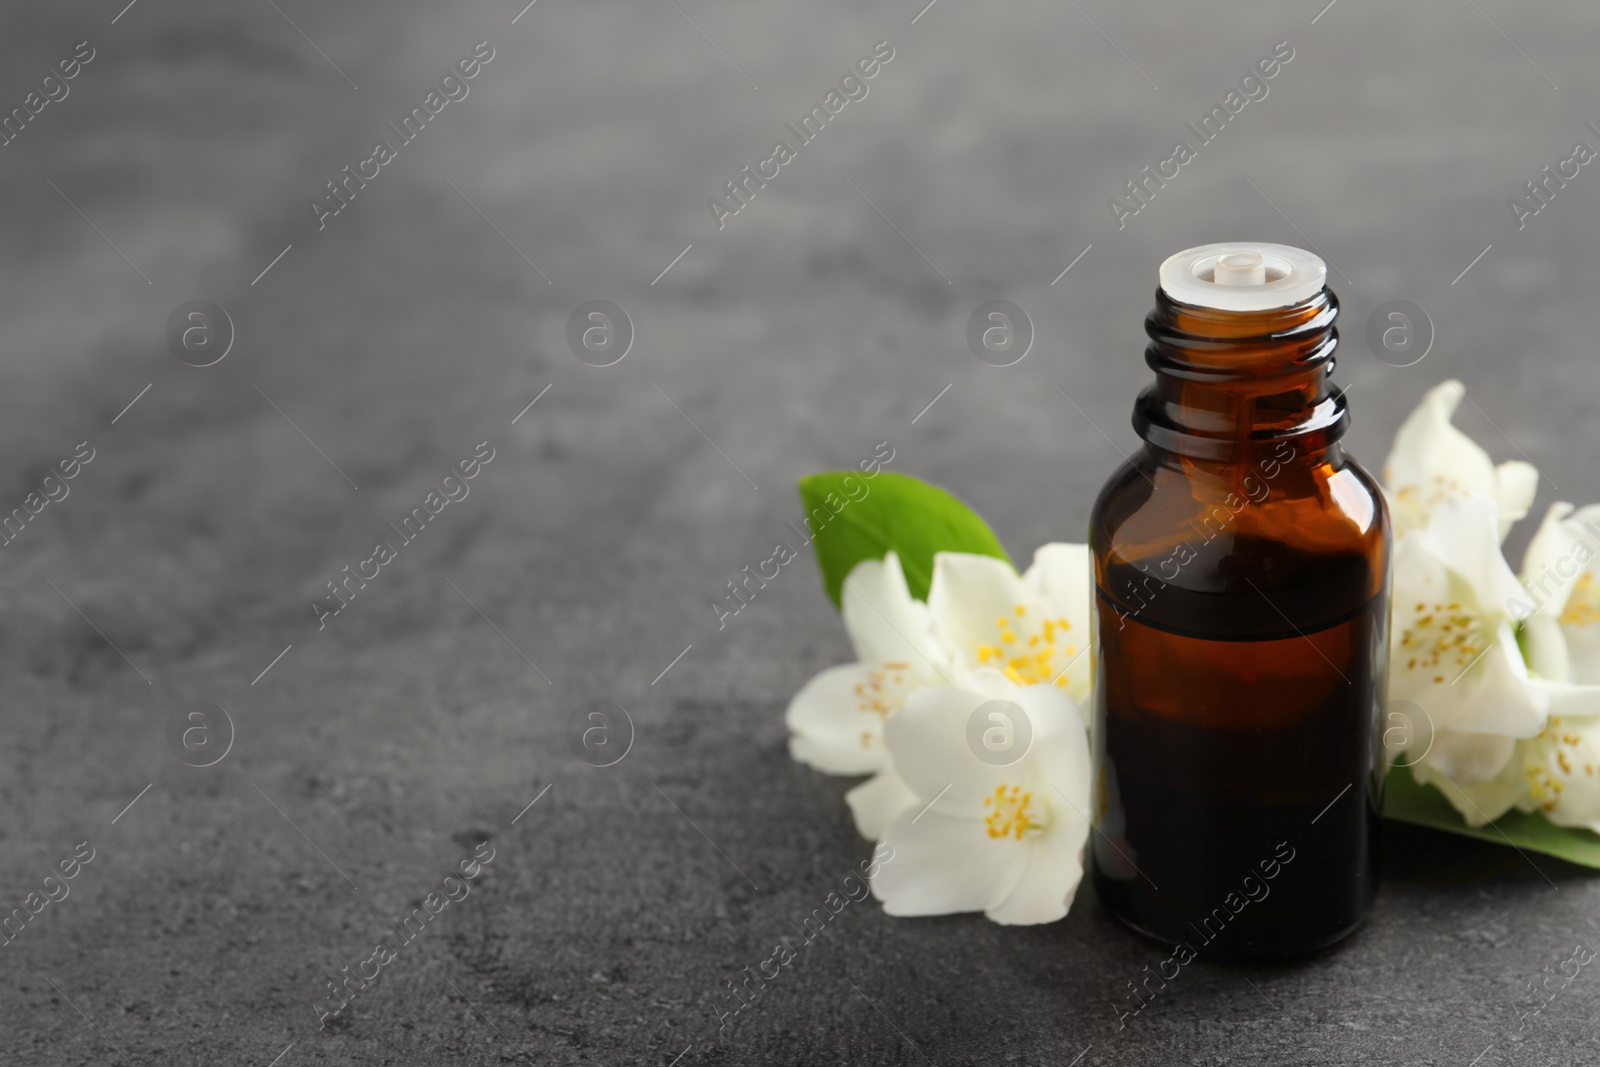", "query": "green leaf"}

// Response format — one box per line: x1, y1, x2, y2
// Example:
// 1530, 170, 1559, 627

797, 471, 1010, 608
1383, 763, 1600, 869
